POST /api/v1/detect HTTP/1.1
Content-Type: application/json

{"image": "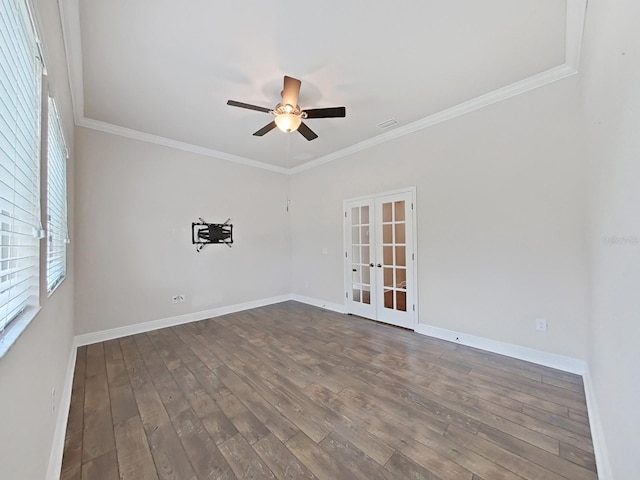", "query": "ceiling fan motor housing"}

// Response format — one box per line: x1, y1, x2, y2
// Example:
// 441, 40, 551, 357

274, 103, 306, 117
